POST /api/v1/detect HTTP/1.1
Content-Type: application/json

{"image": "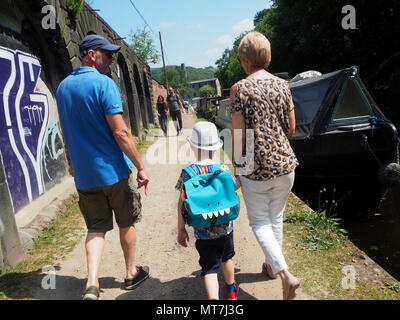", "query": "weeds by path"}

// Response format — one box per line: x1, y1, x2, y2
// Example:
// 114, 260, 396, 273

0, 194, 85, 300
284, 194, 400, 300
